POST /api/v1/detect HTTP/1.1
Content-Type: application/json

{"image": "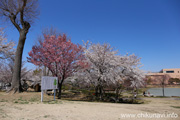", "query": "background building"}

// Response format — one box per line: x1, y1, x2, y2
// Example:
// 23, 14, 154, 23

147, 68, 180, 85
